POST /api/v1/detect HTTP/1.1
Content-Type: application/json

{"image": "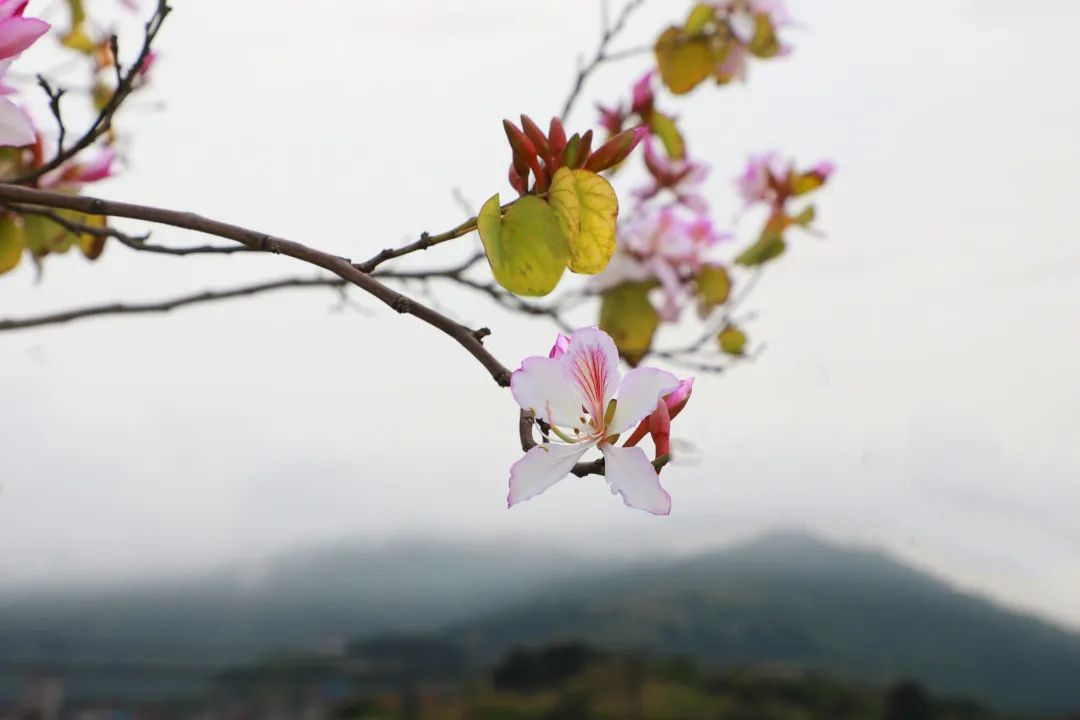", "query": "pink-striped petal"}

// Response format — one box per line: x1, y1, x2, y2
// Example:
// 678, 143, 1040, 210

561, 327, 621, 421
508, 442, 590, 508
601, 444, 671, 515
